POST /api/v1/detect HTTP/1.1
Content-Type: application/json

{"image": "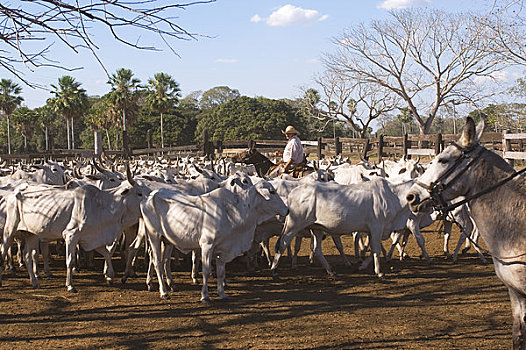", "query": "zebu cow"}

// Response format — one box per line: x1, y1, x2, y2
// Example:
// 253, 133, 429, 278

406, 117, 526, 349
141, 180, 288, 300
270, 178, 432, 278
1, 161, 67, 186
0, 171, 144, 292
